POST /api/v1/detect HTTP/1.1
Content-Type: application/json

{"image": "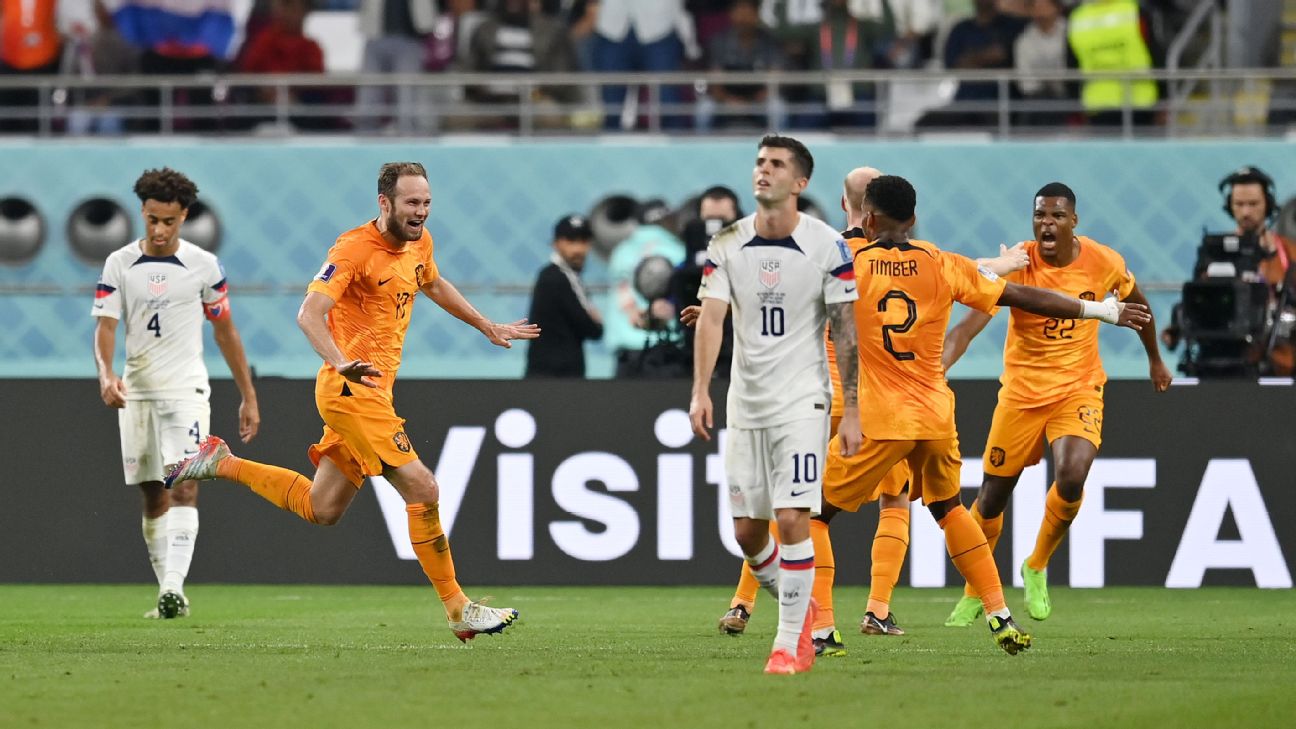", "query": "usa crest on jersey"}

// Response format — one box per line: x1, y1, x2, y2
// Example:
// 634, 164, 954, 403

759, 259, 781, 289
